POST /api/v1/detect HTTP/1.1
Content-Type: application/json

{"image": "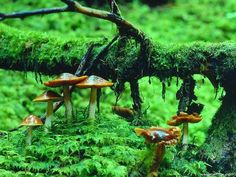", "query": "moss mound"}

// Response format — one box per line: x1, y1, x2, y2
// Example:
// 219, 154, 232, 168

0, 111, 209, 177
0, 113, 146, 176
